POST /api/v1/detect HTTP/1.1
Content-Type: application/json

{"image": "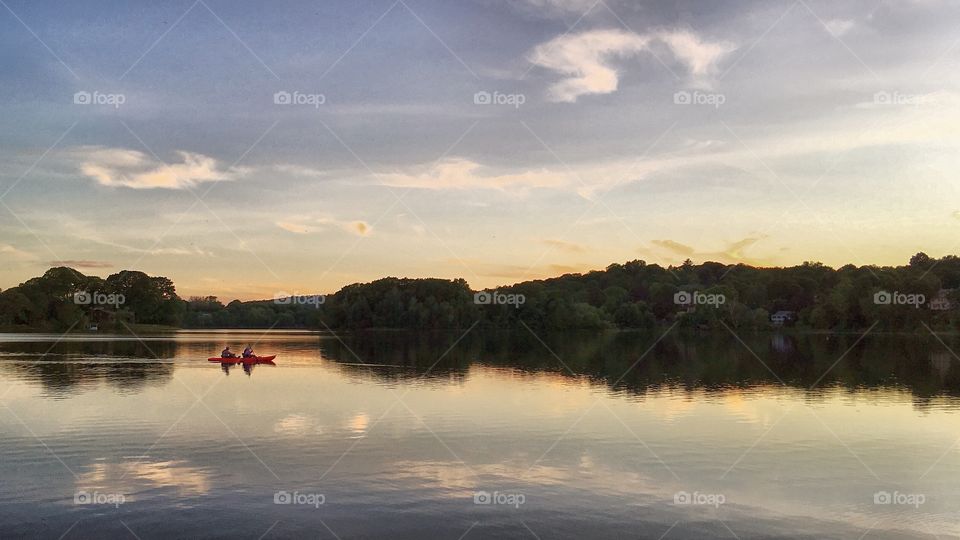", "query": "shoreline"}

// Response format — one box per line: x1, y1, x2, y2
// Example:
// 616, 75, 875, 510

1, 326, 957, 336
